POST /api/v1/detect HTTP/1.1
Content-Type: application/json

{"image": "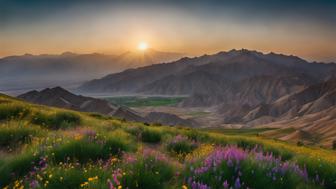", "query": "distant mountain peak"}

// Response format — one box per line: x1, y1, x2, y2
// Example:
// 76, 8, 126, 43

60, 52, 77, 56
40, 86, 70, 93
